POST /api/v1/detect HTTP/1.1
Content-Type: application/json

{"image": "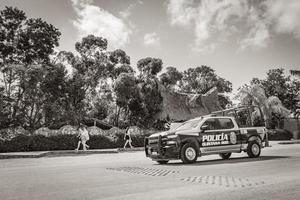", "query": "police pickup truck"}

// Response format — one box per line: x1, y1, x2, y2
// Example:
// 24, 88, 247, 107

145, 106, 269, 164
